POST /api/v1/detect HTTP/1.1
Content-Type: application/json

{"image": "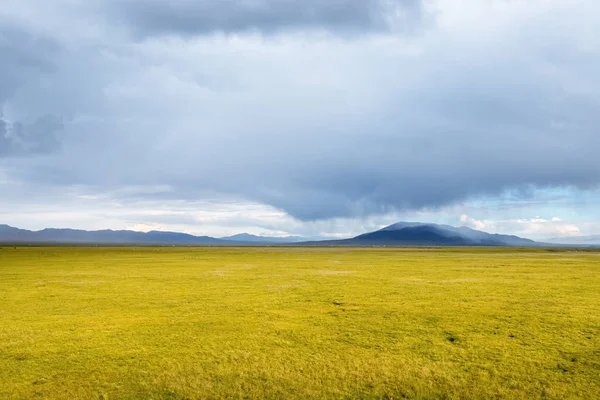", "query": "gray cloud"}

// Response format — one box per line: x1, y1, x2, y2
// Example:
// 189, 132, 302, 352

110, 0, 421, 37
0, 25, 58, 100
0, 114, 63, 157
1, 0, 600, 223
0, 24, 63, 156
